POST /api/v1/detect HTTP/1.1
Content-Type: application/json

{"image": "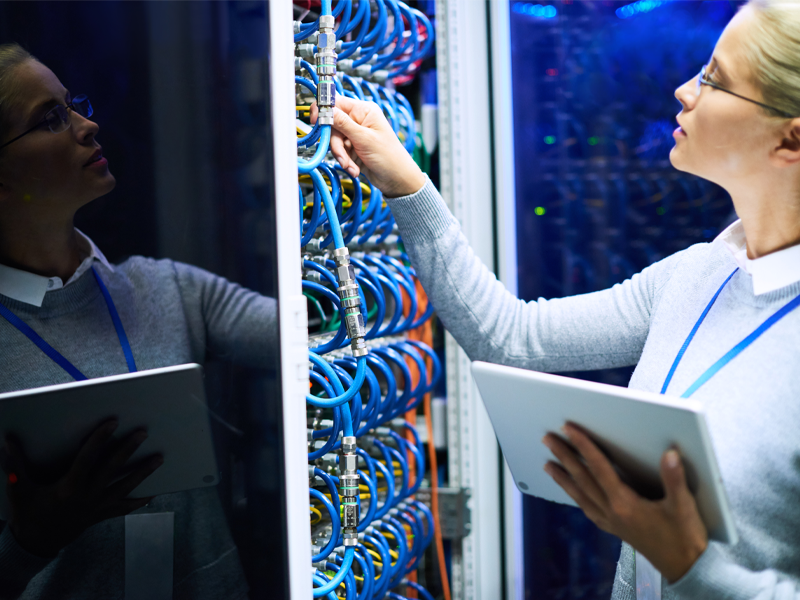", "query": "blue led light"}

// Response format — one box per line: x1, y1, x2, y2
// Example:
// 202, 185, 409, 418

512, 3, 558, 19
616, 0, 673, 19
